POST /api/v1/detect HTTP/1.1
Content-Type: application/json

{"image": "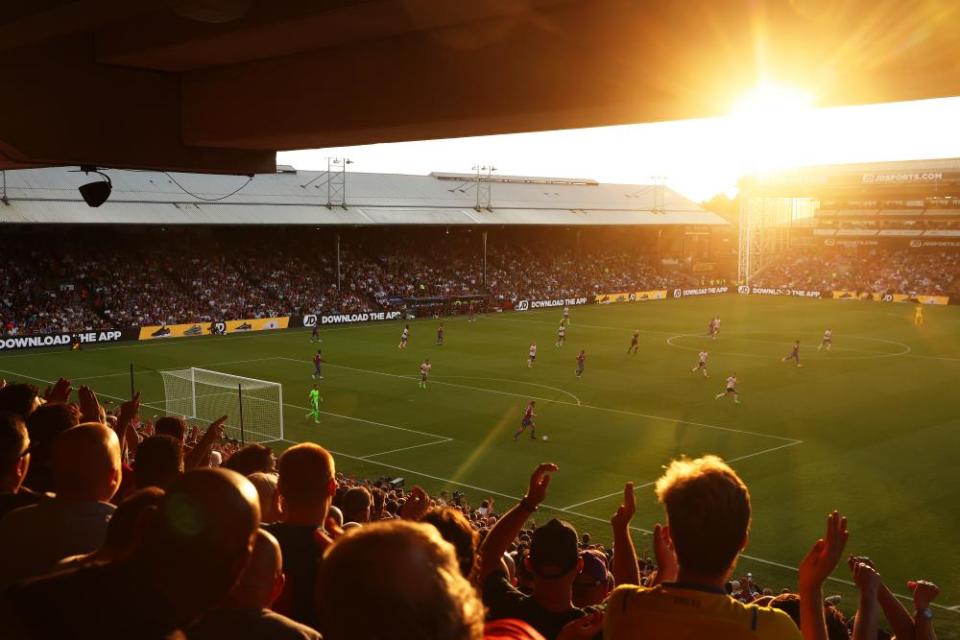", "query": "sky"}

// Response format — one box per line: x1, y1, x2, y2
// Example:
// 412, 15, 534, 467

279, 93, 960, 202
